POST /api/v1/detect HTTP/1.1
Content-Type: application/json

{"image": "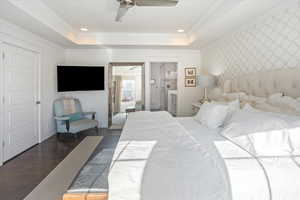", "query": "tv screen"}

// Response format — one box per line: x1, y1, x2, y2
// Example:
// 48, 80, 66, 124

57, 66, 105, 92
